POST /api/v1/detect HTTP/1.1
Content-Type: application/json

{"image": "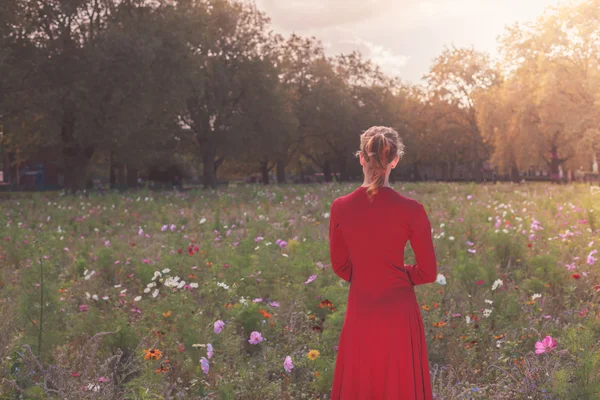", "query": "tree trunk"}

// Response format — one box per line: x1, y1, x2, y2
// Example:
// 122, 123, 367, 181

202, 137, 217, 189
412, 161, 422, 181
510, 165, 520, 182
261, 161, 270, 185
276, 159, 286, 184
471, 160, 484, 182
440, 162, 449, 181
61, 113, 94, 192
323, 160, 332, 182
126, 164, 138, 188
